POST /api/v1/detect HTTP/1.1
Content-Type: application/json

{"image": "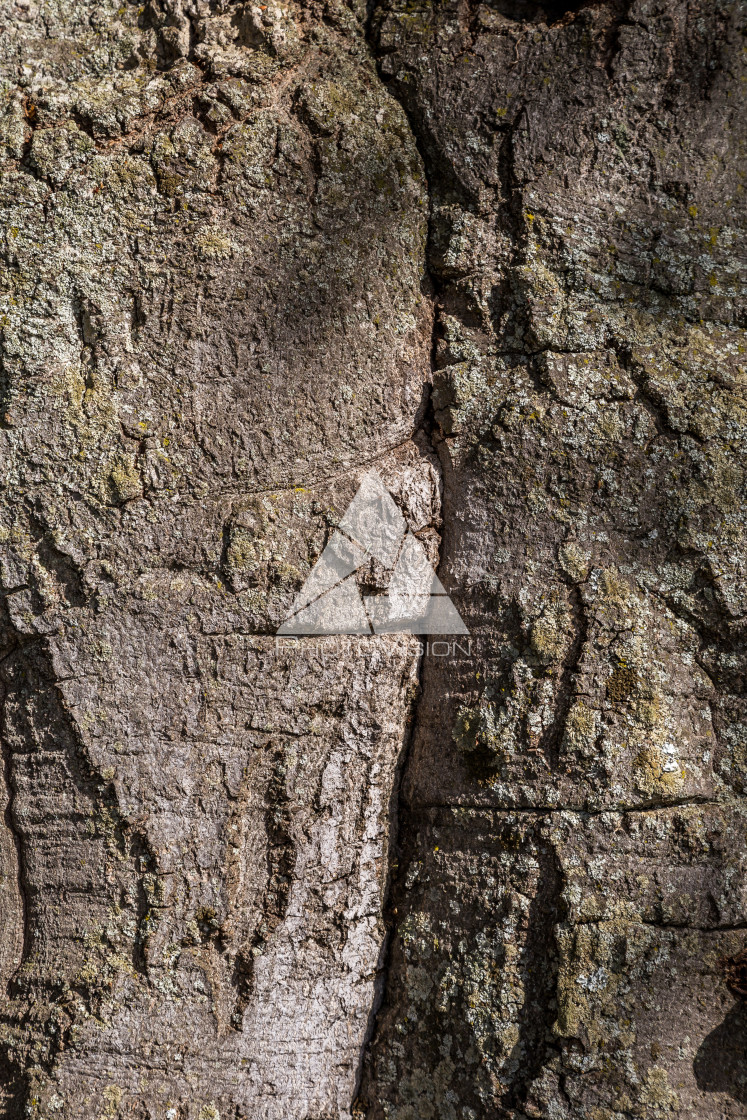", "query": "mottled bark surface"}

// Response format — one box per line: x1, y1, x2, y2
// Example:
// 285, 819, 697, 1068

0, 0, 745, 1117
